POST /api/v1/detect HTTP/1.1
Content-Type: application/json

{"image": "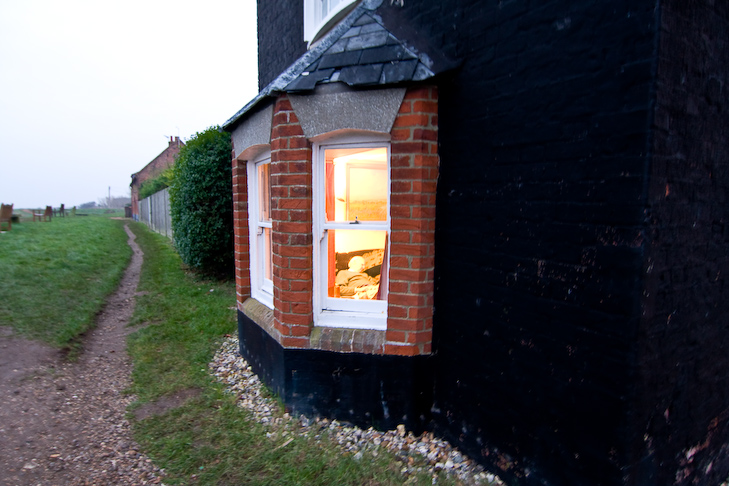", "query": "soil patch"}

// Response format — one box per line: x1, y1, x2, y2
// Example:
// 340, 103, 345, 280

0, 329, 61, 383
132, 388, 202, 421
